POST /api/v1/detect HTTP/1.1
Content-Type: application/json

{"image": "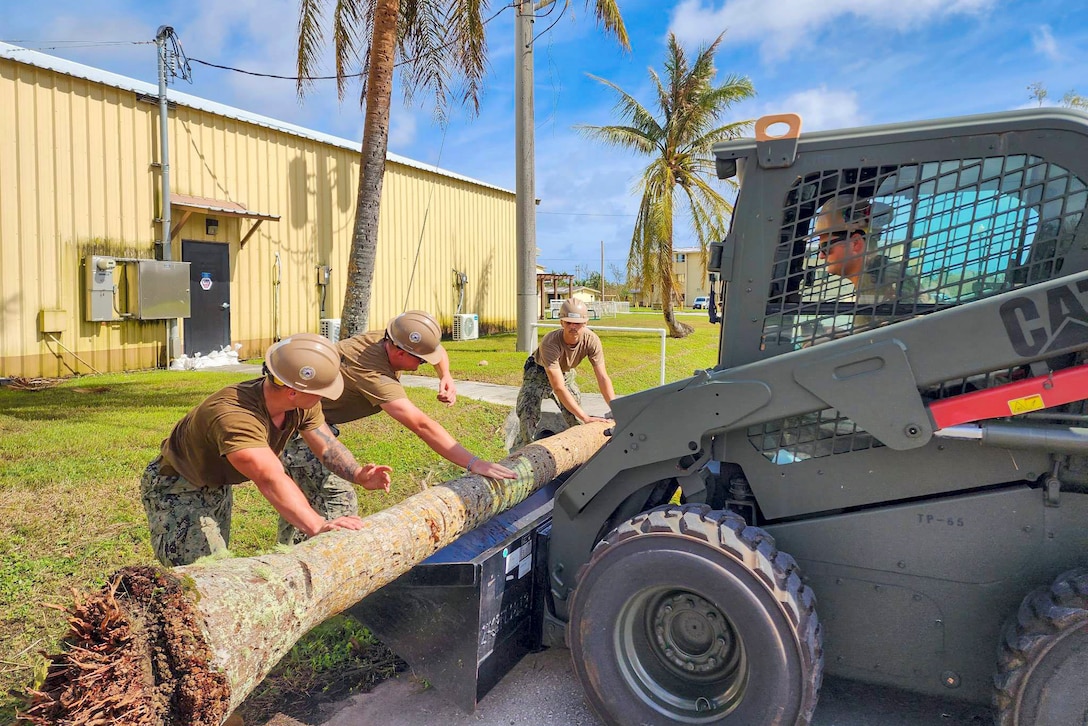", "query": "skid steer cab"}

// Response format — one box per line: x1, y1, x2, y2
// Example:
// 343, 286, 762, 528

353, 108, 1088, 725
